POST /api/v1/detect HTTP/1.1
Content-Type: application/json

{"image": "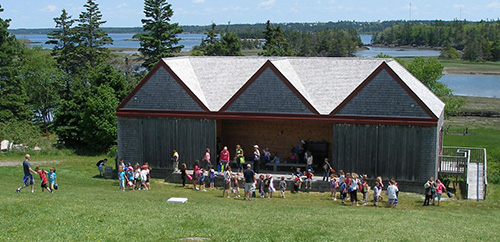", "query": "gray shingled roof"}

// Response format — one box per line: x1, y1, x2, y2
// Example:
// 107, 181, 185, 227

162, 56, 444, 117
